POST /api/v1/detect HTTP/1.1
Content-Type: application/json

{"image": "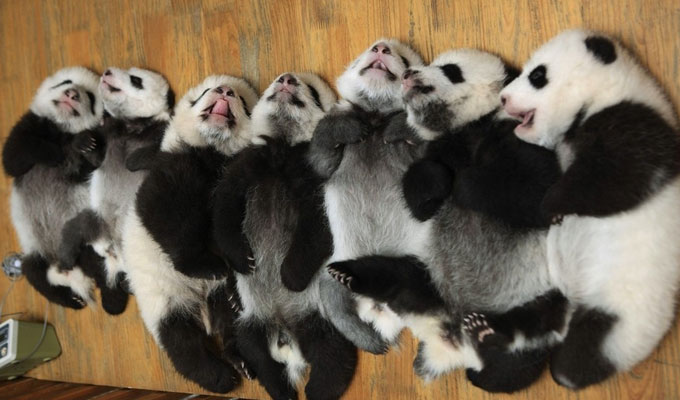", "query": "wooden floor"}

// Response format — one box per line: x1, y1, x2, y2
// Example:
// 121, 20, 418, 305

1, 0, 680, 399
